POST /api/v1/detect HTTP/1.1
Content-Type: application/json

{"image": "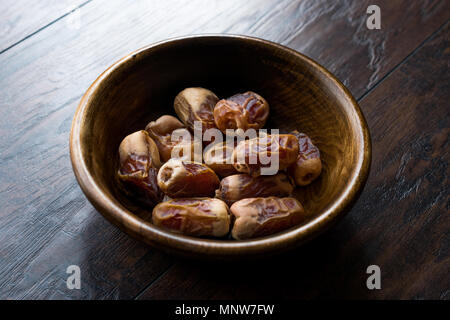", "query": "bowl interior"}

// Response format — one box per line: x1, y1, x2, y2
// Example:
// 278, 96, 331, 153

74, 36, 368, 254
